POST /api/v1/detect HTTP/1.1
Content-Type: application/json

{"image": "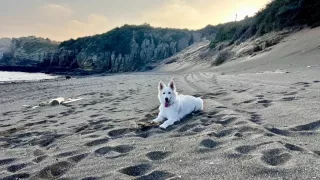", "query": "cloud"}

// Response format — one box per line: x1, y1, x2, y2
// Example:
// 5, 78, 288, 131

141, 0, 269, 29
35, 4, 112, 40
0, 0, 270, 41
142, 0, 204, 29
43, 4, 74, 17
66, 14, 110, 39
